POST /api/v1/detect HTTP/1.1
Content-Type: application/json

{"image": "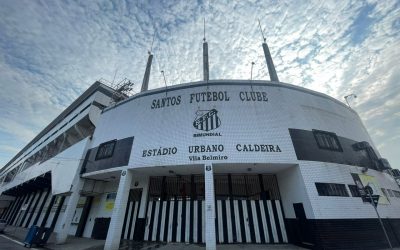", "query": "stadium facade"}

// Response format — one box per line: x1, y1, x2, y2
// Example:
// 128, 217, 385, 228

0, 37, 400, 250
